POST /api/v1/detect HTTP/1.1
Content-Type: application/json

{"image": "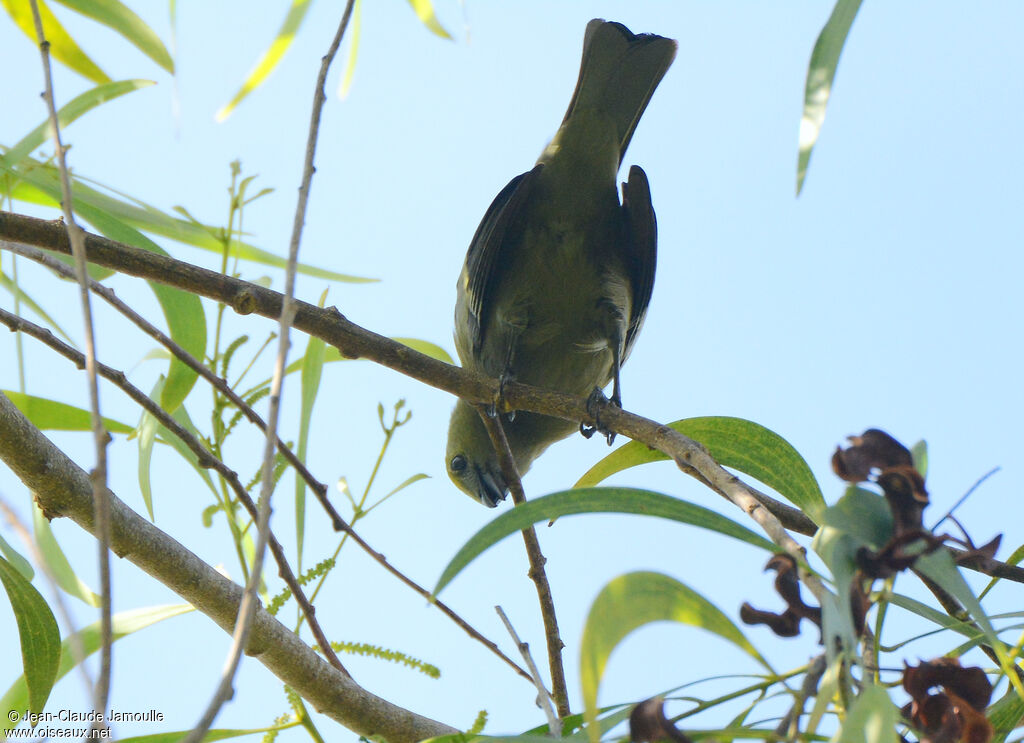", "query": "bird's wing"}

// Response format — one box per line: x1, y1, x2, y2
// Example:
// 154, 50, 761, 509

620, 164, 657, 362
463, 163, 543, 351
